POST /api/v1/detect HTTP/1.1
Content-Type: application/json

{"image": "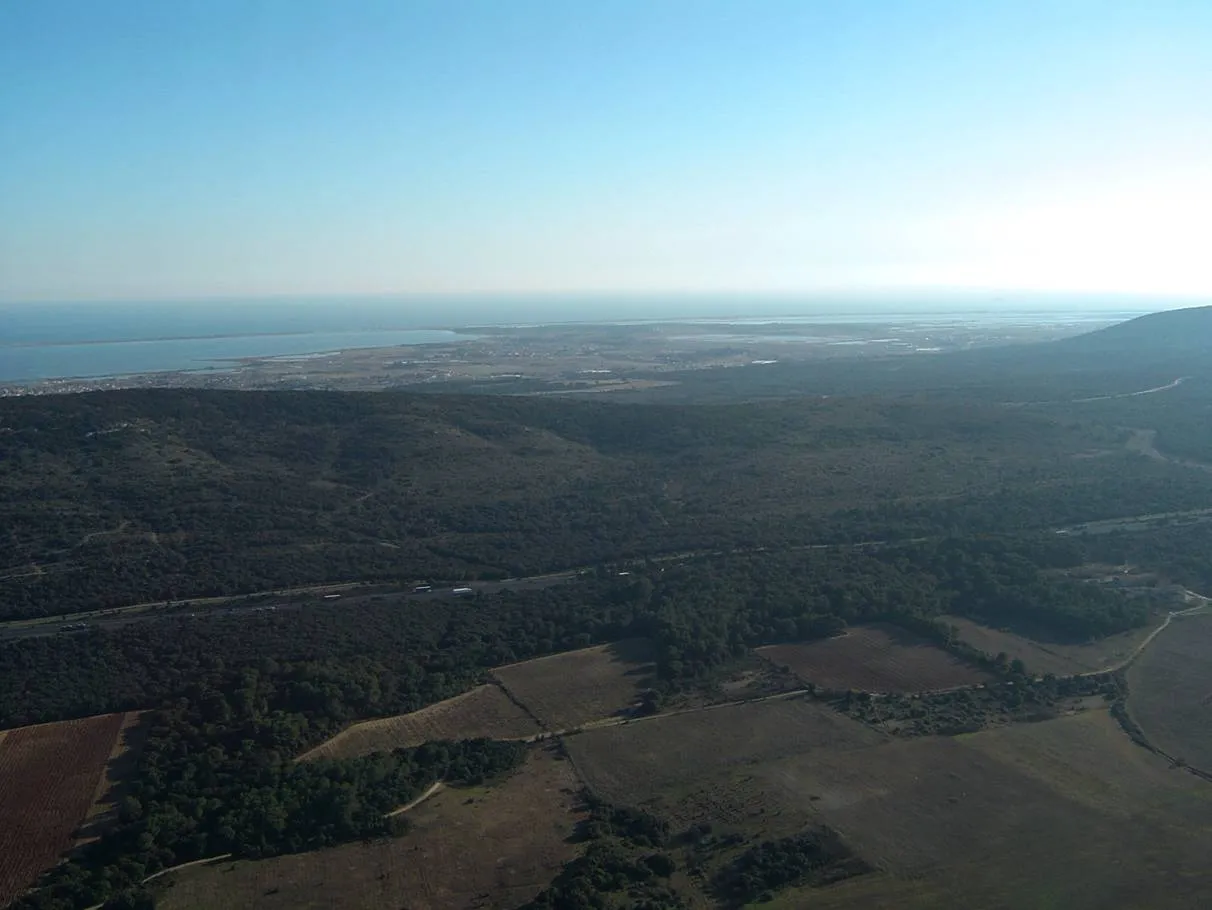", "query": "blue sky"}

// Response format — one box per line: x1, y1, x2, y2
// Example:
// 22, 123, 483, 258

2, 0, 1211, 302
